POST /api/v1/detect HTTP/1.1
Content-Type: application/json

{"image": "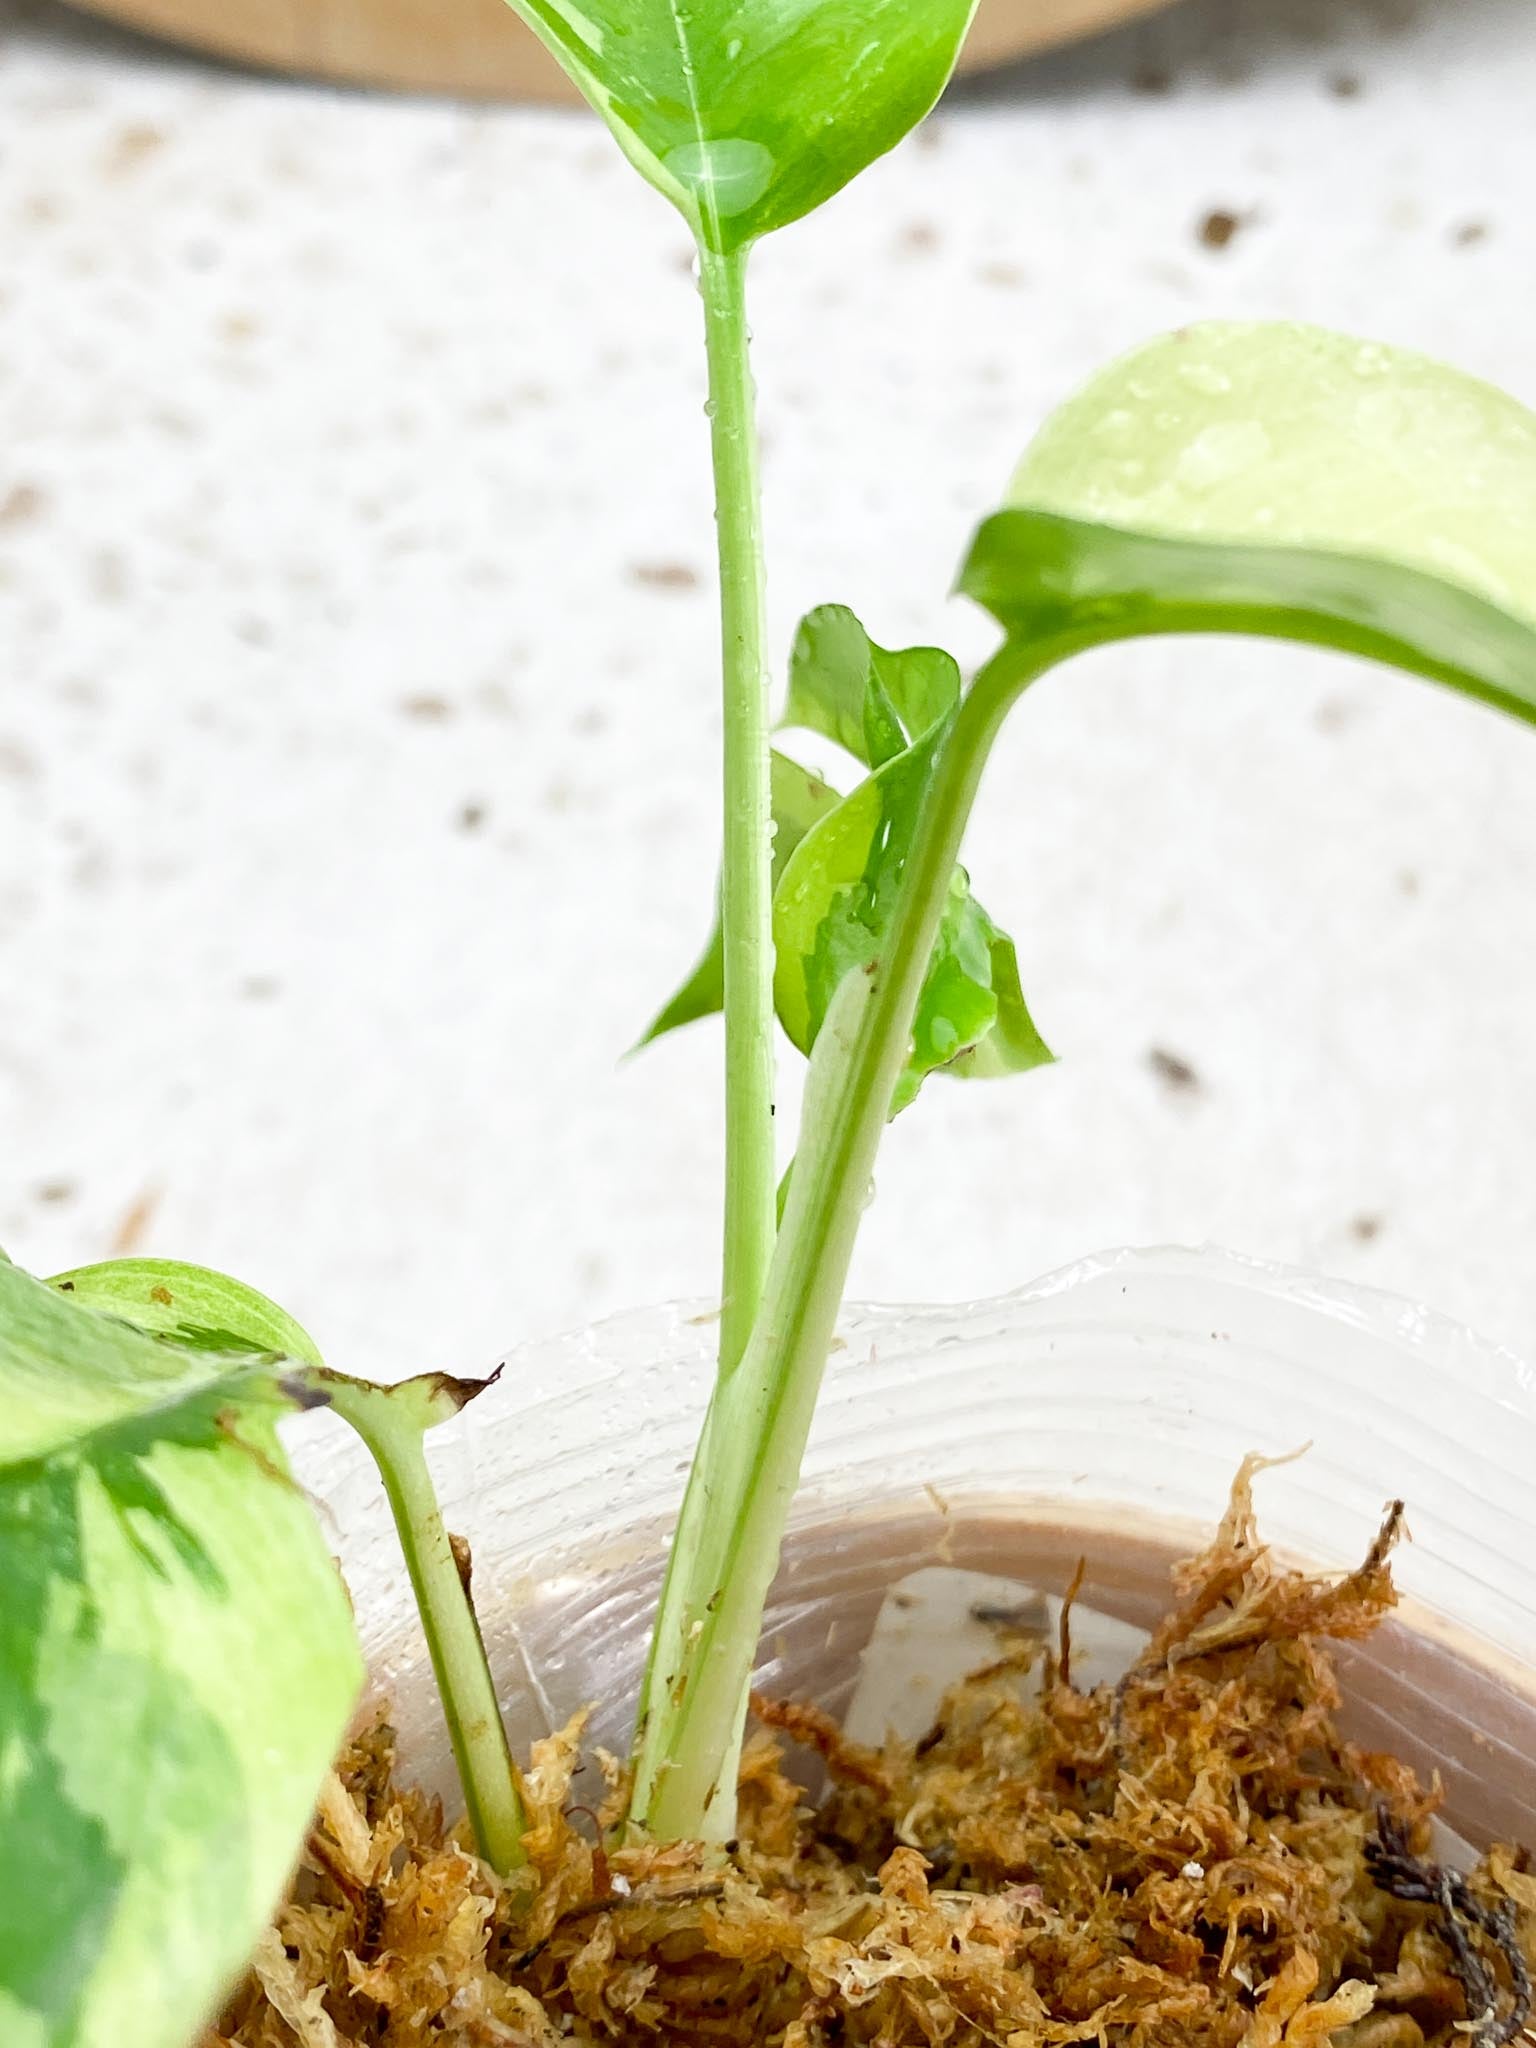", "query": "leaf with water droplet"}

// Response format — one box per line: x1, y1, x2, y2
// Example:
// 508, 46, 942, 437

495, 0, 978, 251
960, 321, 1536, 722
